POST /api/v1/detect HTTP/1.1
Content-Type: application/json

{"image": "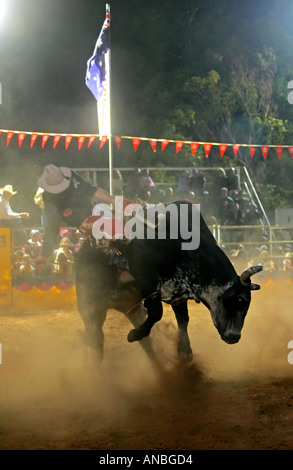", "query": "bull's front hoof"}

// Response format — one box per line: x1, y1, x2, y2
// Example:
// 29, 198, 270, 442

127, 328, 144, 342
